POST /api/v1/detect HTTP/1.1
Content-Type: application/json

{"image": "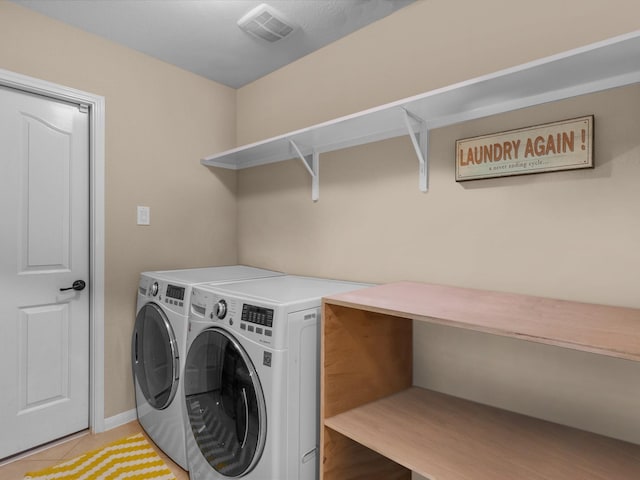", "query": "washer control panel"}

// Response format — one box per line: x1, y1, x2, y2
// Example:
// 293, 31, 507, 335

240, 304, 274, 338
242, 304, 273, 327
189, 288, 277, 346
